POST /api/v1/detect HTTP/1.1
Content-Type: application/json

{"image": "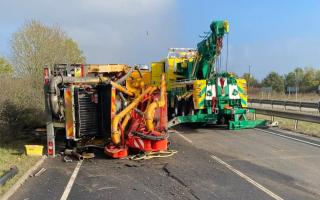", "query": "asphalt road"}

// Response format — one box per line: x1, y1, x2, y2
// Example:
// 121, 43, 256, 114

8, 127, 320, 200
